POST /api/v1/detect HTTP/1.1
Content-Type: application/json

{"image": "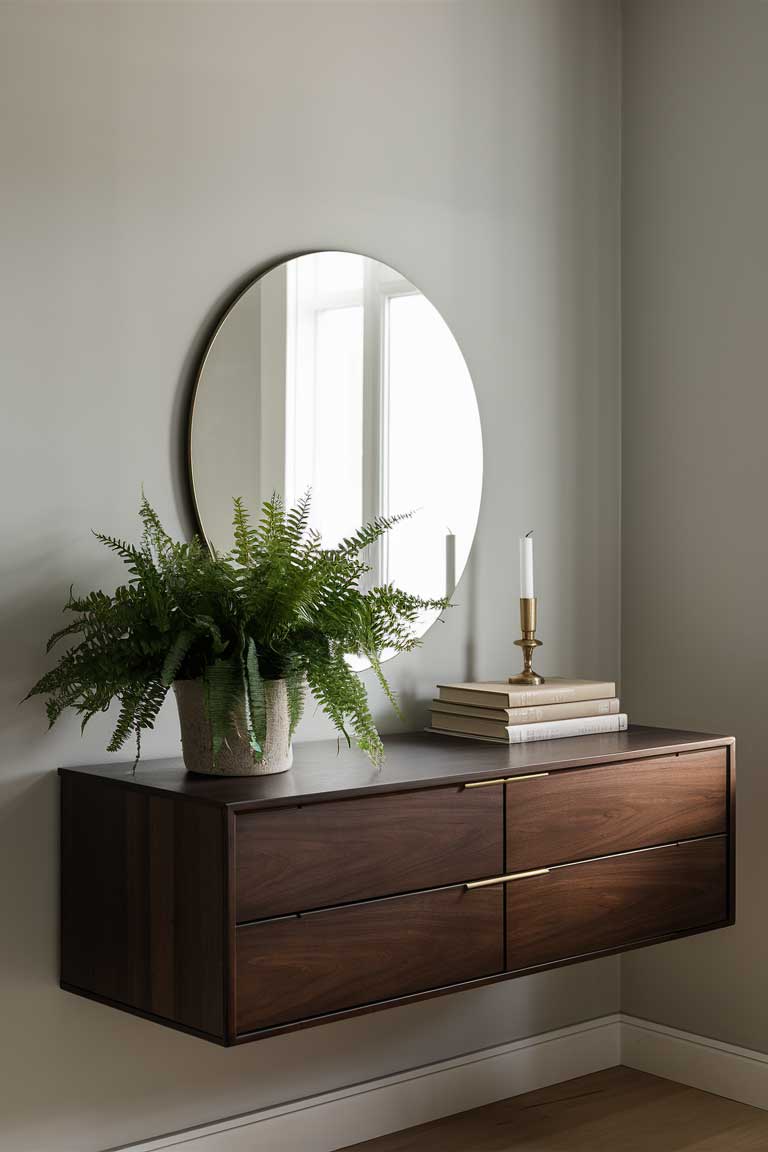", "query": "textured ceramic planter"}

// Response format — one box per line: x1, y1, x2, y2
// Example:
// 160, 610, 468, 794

173, 678, 294, 776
